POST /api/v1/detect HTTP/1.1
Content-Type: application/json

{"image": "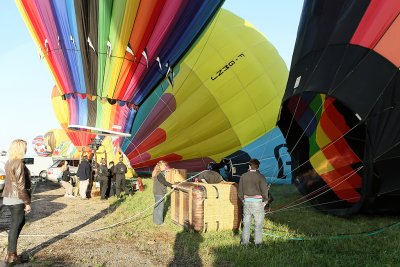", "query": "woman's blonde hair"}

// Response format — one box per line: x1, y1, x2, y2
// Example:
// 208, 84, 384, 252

152, 160, 167, 178
8, 139, 27, 160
